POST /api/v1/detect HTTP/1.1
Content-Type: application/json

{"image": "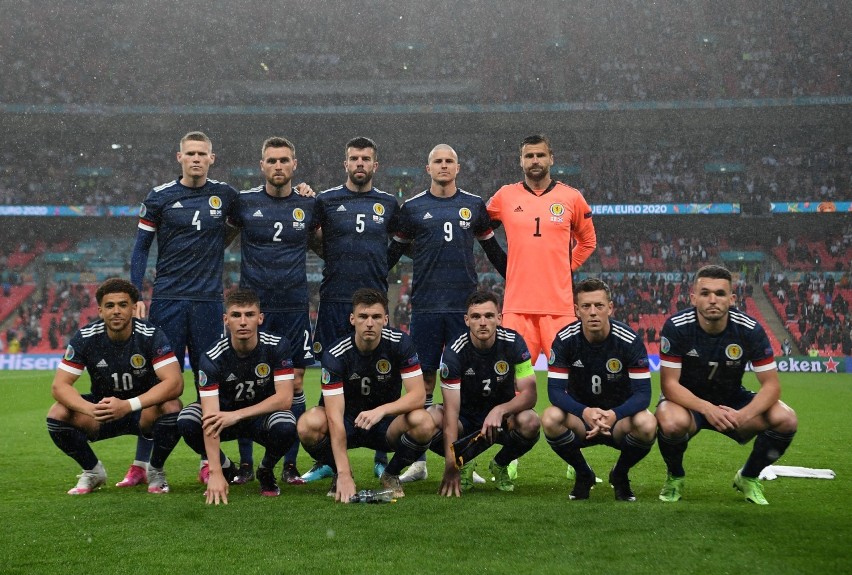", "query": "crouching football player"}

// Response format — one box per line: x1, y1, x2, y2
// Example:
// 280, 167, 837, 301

542, 278, 655, 501
47, 278, 183, 495
298, 288, 437, 503
656, 265, 797, 505
430, 291, 540, 497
